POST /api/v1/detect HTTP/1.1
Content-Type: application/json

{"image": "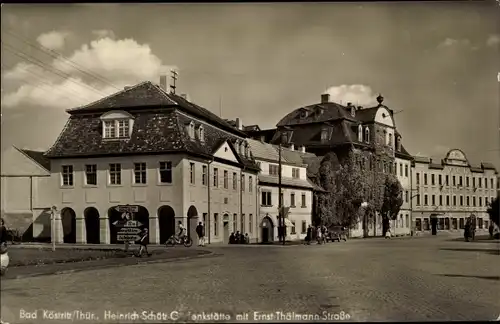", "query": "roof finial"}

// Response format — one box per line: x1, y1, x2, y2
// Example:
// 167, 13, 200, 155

376, 93, 384, 105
